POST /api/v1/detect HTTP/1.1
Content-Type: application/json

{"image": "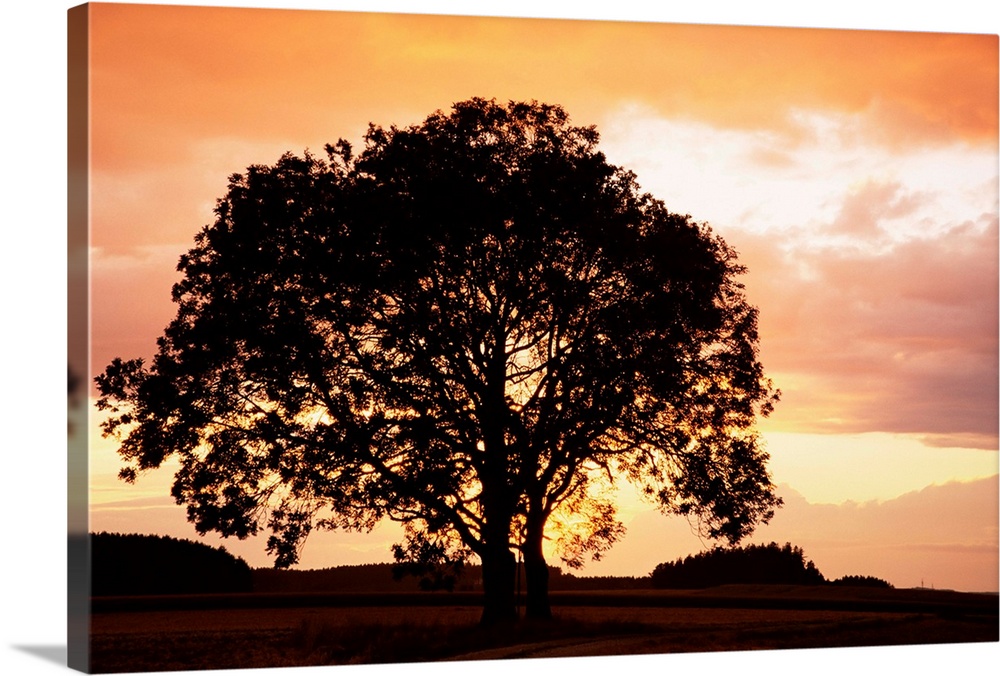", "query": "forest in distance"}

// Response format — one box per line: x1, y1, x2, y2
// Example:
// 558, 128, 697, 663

89, 532, 941, 596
